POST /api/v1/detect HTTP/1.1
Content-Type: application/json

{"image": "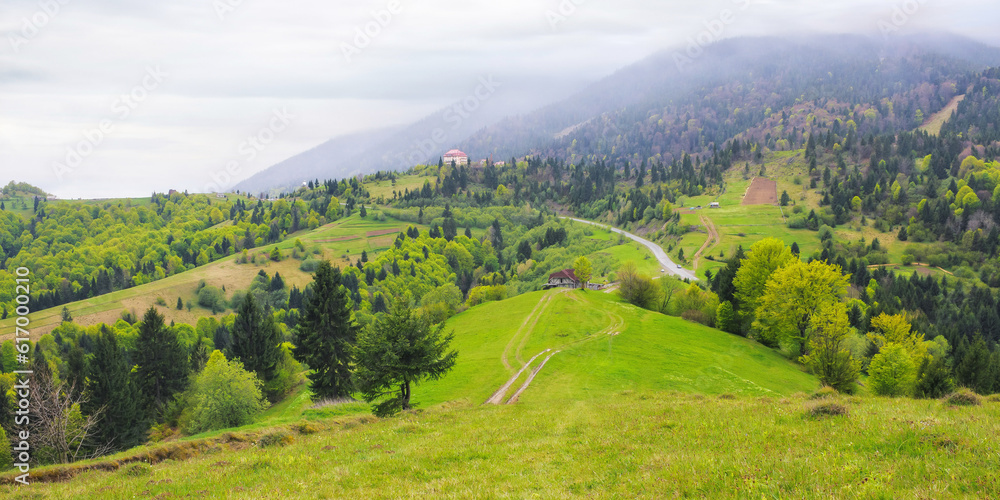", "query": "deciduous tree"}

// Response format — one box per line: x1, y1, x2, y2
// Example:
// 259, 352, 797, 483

798, 303, 859, 393
183, 351, 267, 434
869, 343, 916, 397
753, 260, 849, 353
573, 256, 592, 288
733, 238, 795, 323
